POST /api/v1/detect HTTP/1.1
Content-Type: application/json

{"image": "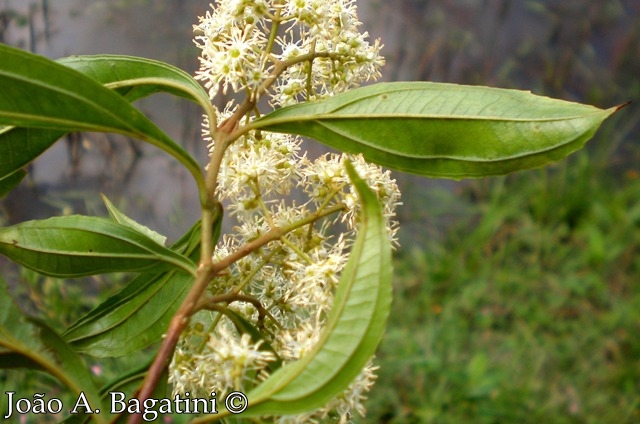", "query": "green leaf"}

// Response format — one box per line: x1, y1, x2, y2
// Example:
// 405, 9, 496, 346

0, 278, 107, 424
66, 267, 194, 357
0, 53, 212, 186
200, 161, 392, 420
0, 168, 26, 198
63, 204, 223, 357
0, 125, 65, 182
101, 194, 167, 247
57, 54, 213, 115
0, 44, 205, 197
0, 44, 172, 139
0, 215, 196, 278
251, 82, 619, 179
